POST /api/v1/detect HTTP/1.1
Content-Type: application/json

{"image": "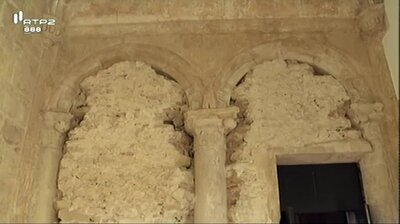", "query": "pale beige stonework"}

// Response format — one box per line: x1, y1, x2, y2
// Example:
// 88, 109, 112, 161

57, 61, 194, 223
227, 59, 368, 223
0, 0, 398, 223
232, 60, 359, 147
185, 107, 238, 223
